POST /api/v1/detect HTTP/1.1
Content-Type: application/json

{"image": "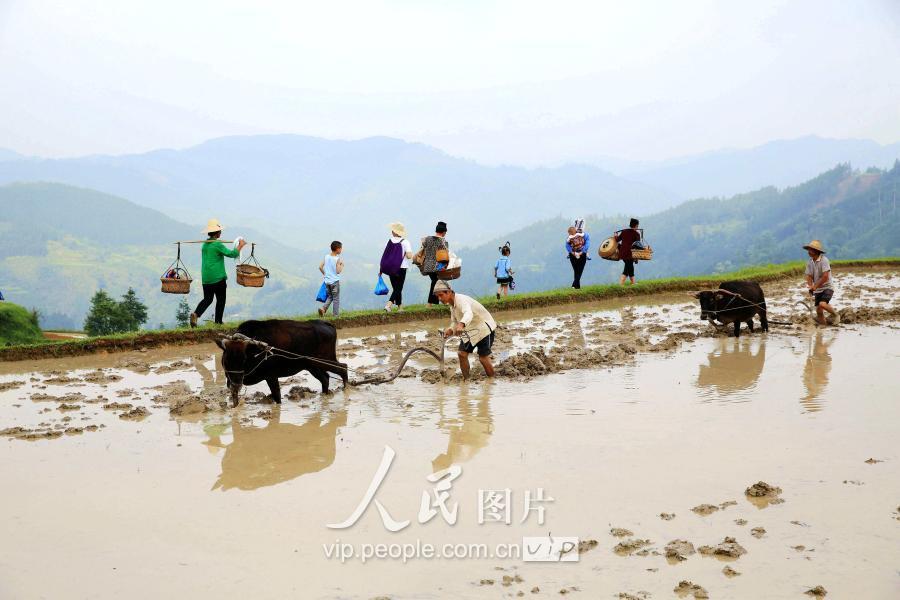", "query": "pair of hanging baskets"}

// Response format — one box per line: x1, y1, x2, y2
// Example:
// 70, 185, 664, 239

160, 242, 269, 294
